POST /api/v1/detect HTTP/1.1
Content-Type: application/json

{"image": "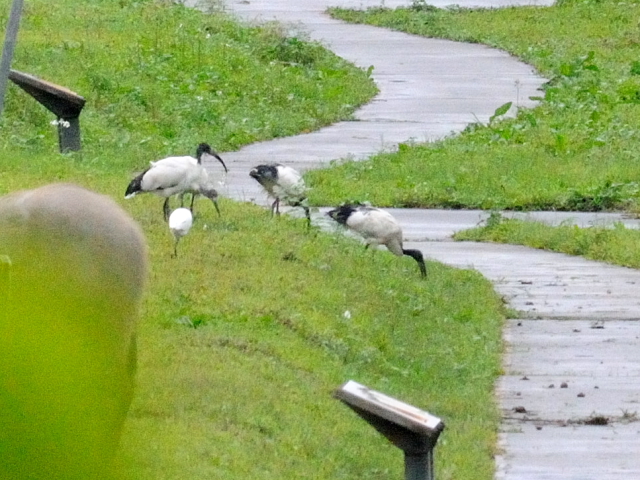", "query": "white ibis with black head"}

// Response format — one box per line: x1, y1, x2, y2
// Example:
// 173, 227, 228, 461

178, 142, 227, 210
125, 143, 225, 220
249, 163, 310, 227
169, 208, 193, 258
327, 204, 427, 278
